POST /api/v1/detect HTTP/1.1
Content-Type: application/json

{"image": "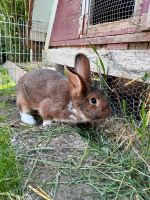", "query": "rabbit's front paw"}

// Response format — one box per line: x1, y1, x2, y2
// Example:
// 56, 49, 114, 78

69, 114, 78, 122
43, 119, 53, 127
